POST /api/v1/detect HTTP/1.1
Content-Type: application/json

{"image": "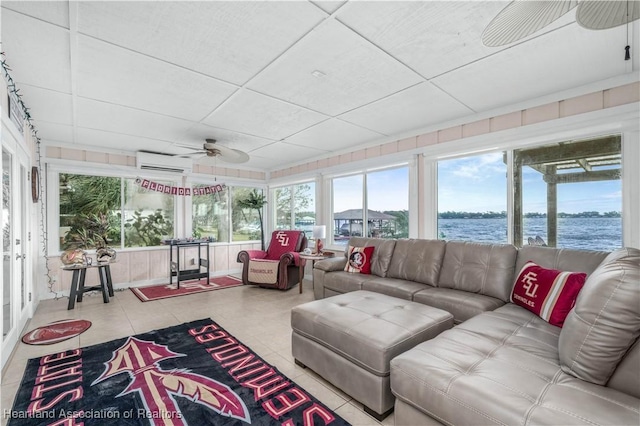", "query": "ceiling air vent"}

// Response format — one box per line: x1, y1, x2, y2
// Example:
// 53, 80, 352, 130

136, 152, 193, 174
